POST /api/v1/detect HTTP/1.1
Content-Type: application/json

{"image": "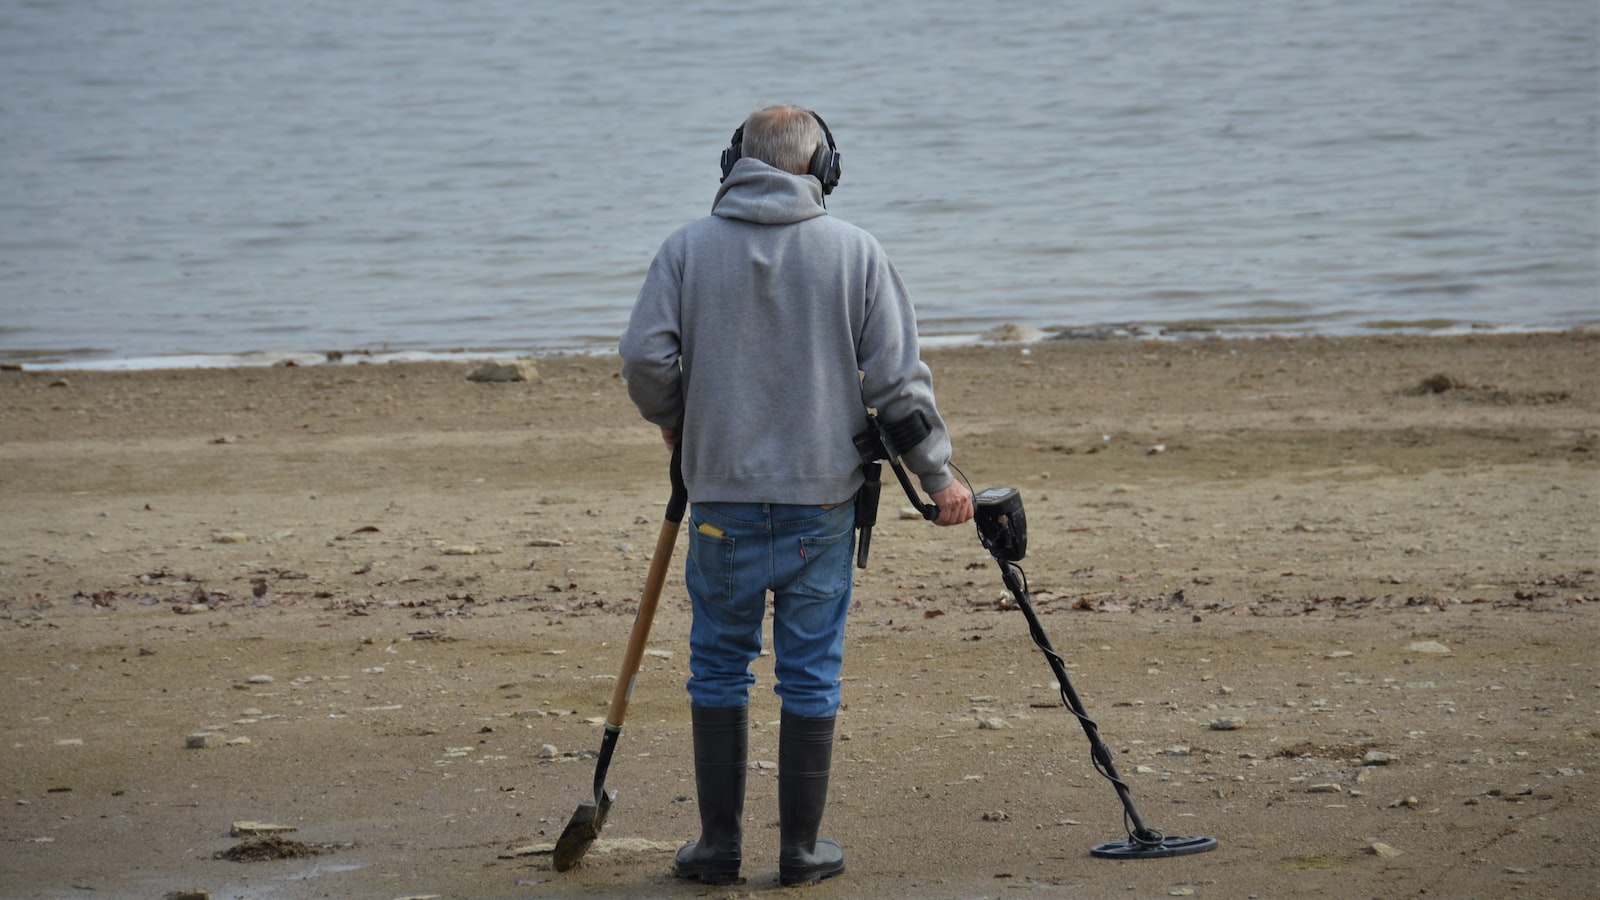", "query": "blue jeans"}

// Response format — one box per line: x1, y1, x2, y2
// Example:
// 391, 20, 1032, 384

684, 500, 856, 718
